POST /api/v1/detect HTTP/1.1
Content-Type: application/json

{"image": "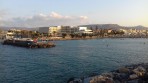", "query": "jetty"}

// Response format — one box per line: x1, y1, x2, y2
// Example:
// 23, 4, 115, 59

2, 38, 55, 48
68, 63, 148, 83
